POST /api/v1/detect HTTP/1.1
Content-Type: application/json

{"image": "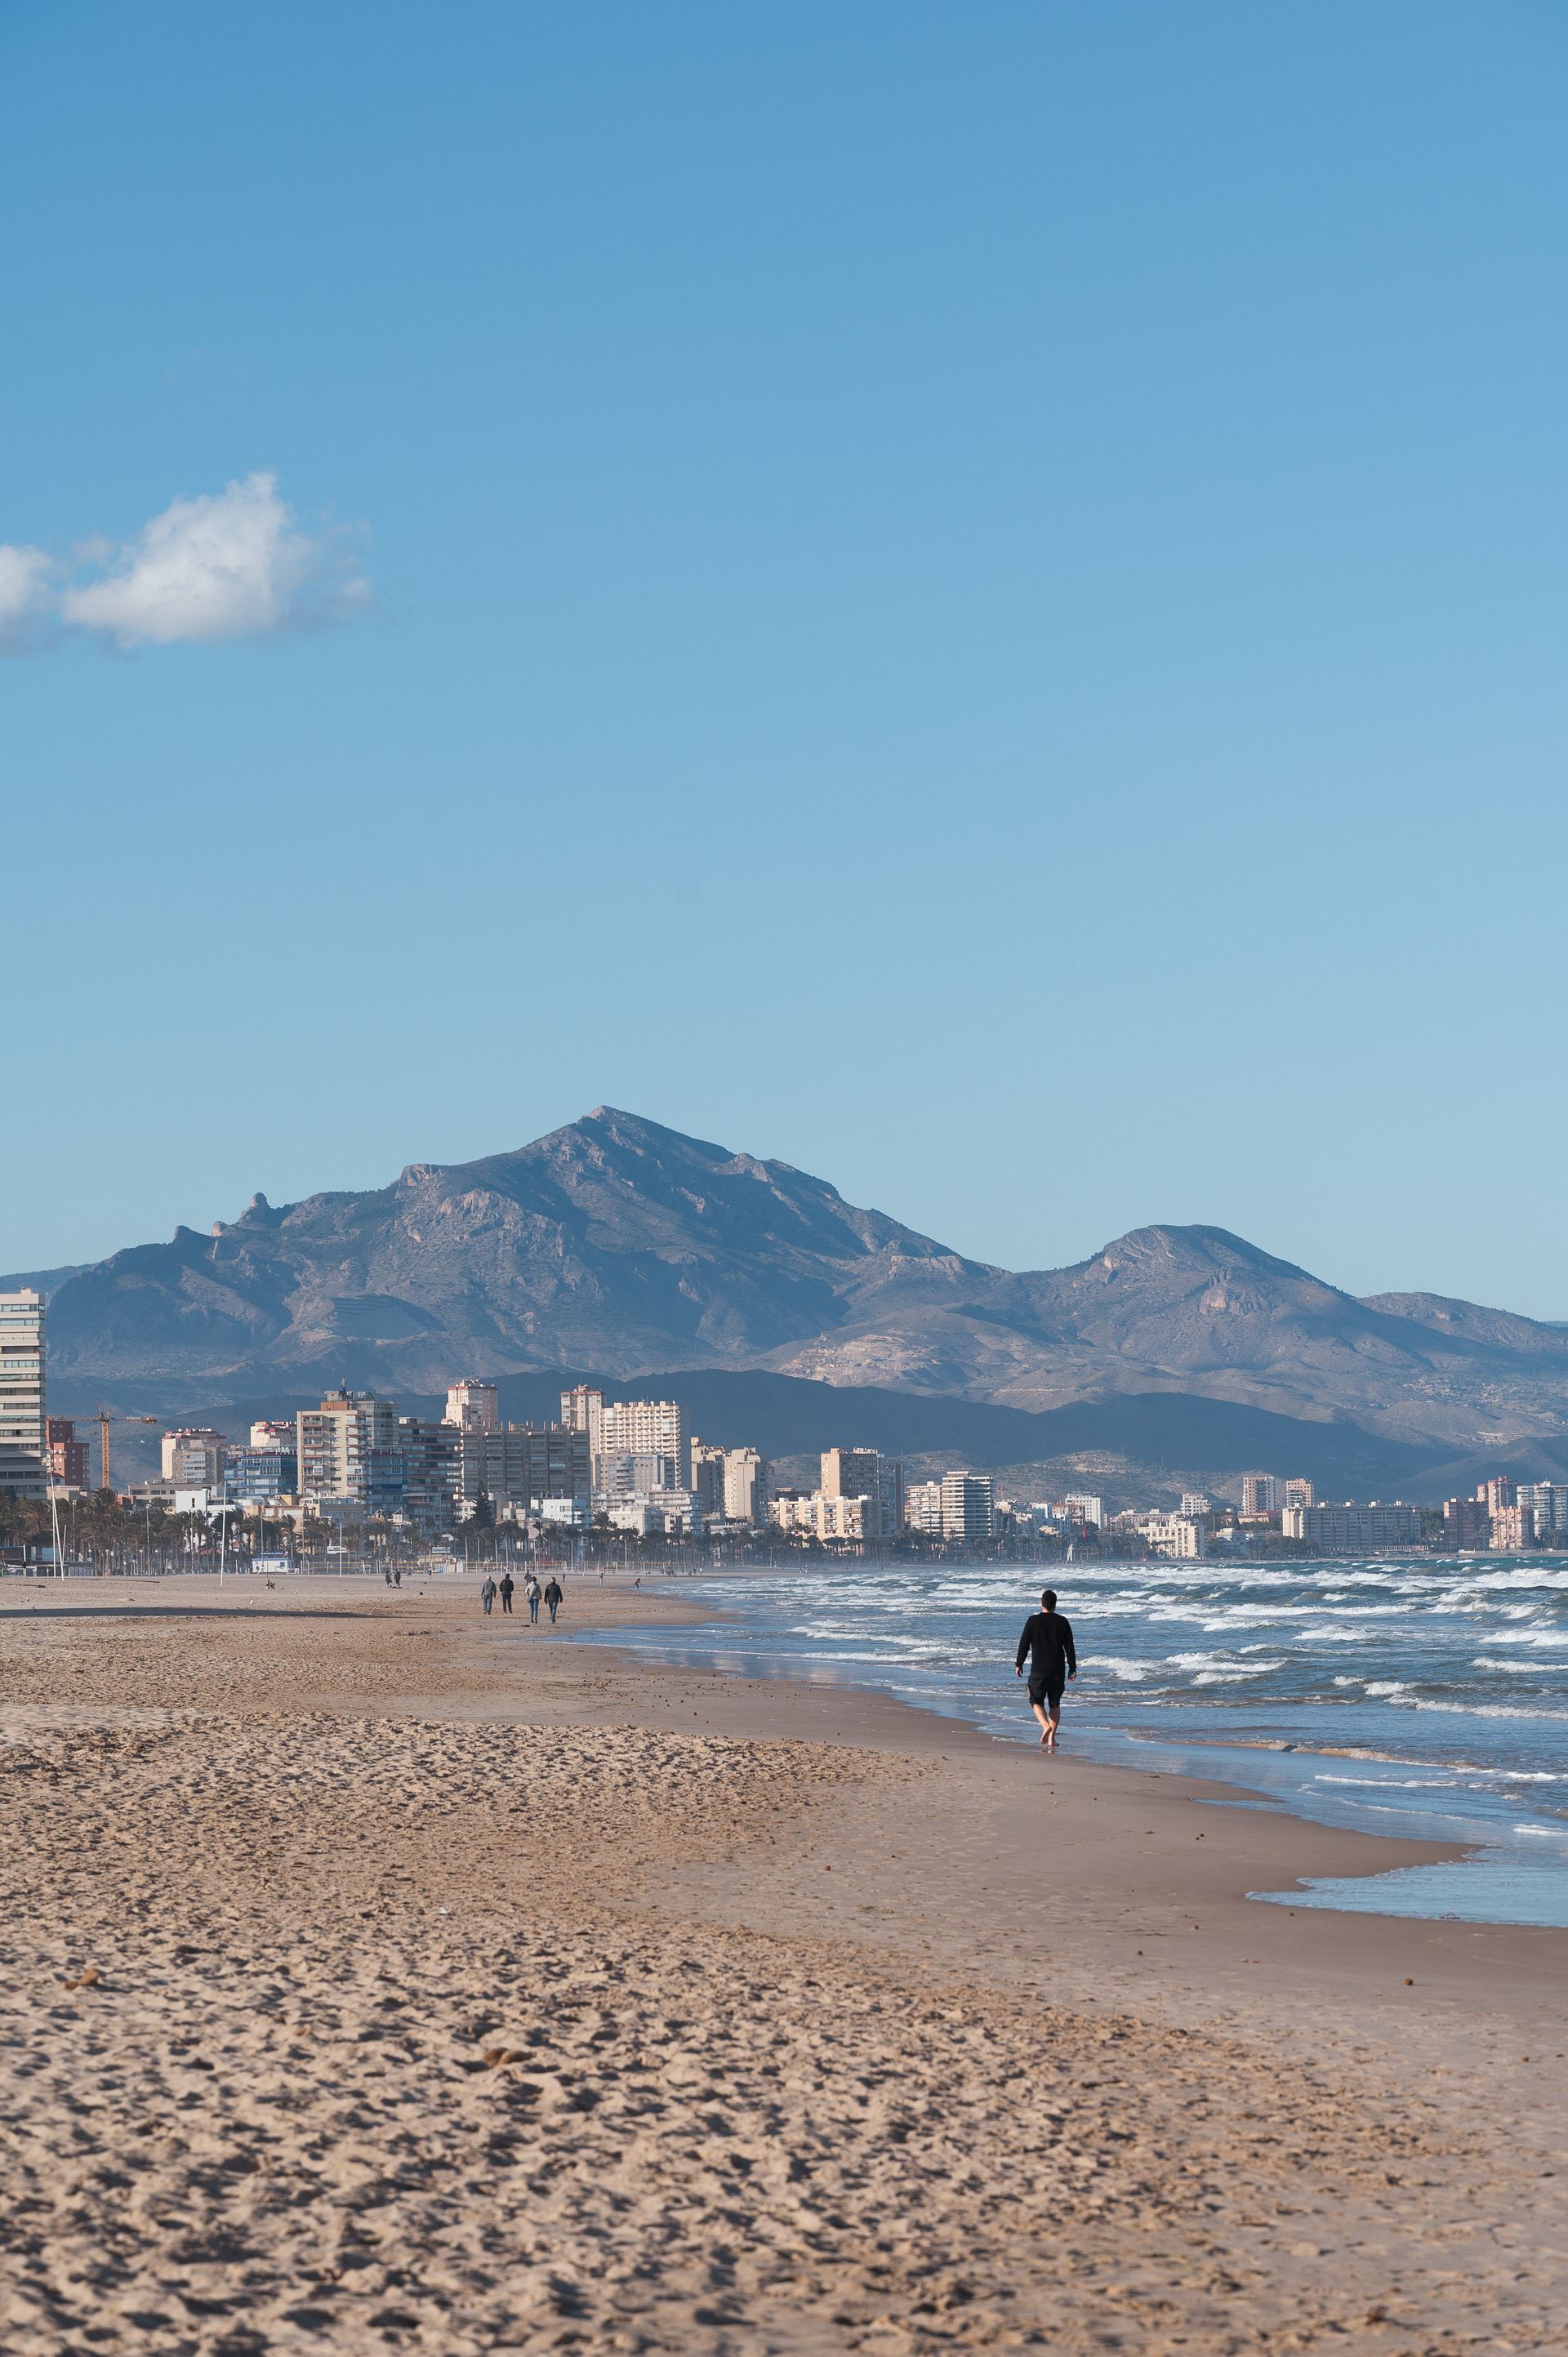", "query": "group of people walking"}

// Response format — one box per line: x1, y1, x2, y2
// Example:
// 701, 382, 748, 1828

479, 1570, 563, 1623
